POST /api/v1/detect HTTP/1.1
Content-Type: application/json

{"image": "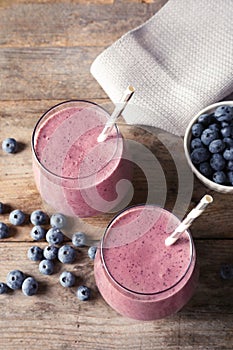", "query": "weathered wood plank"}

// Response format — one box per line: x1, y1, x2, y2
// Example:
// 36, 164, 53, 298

0, 240, 232, 350
0, 1, 168, 48
0, 47, 107, 100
